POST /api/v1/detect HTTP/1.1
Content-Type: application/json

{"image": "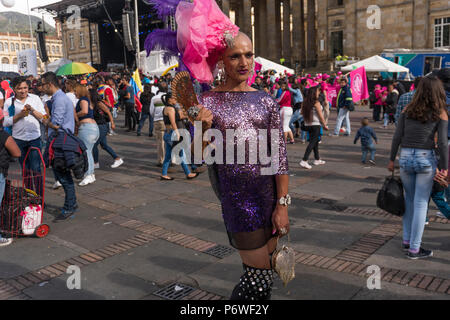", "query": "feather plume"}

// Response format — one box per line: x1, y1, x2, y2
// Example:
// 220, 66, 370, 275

143, 0, 183, 20
144, 29, 178, 57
